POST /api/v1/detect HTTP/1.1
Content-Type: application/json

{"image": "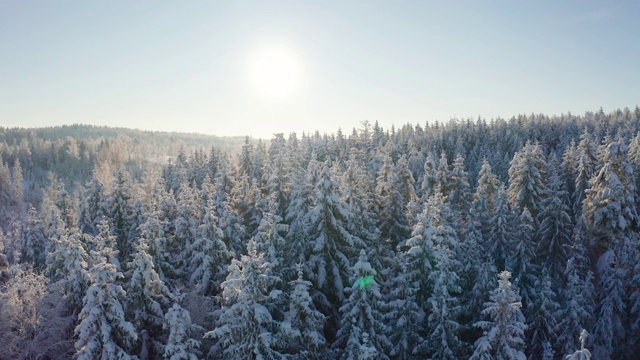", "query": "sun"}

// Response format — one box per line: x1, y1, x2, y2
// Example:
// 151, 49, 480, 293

248, 44, 302, 100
